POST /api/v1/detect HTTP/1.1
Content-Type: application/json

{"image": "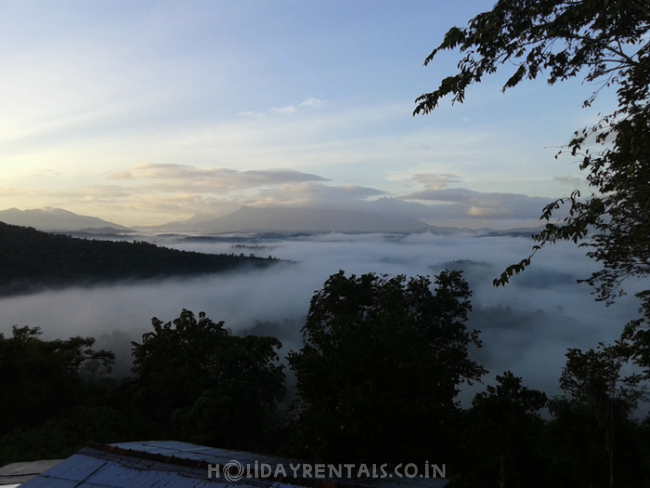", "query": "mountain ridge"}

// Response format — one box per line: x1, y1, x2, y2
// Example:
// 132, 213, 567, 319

135, 206, 435, 234
0, 207, 131, 232
0, 206, 545, 237
0, 221, 278, 296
